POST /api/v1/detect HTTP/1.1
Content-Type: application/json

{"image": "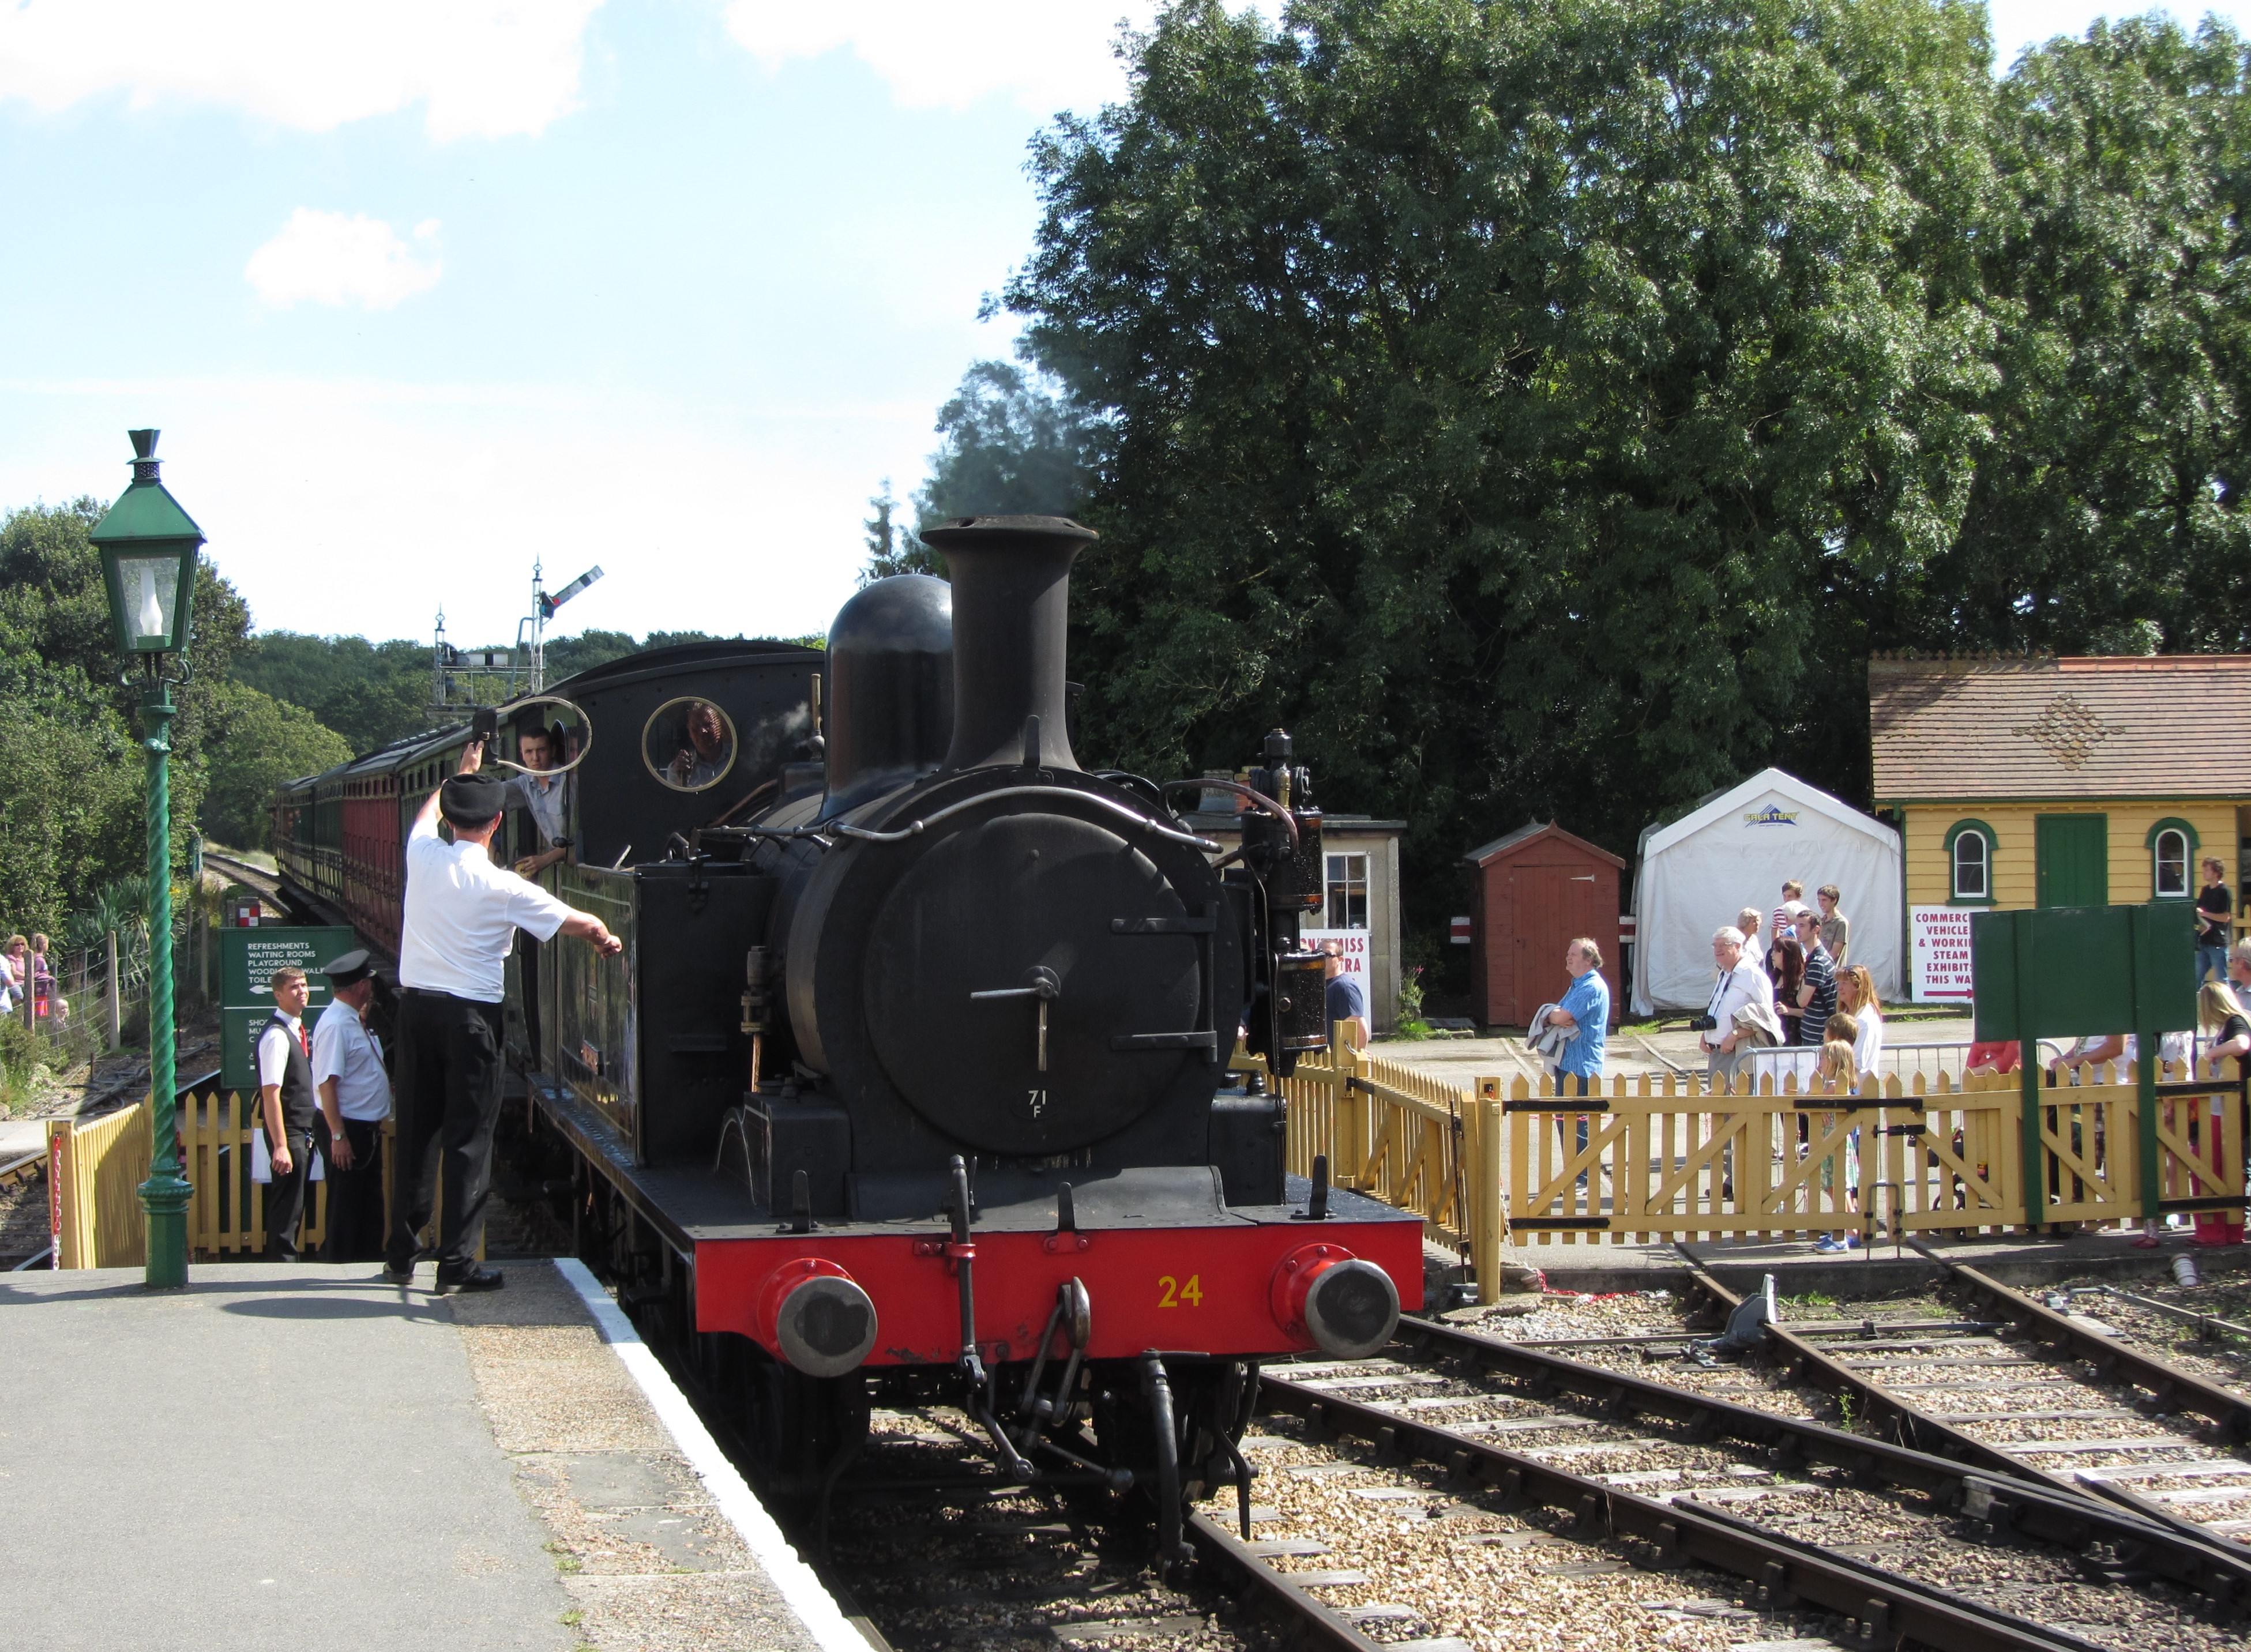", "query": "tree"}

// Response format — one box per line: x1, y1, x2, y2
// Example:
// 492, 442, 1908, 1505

0, 498, 253, 912
862, 363, 1092, 582
199, 681, 354, 849
861, 480, 935, 582
1933, 17, 2251, 656
1004, 0, 1999, 961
